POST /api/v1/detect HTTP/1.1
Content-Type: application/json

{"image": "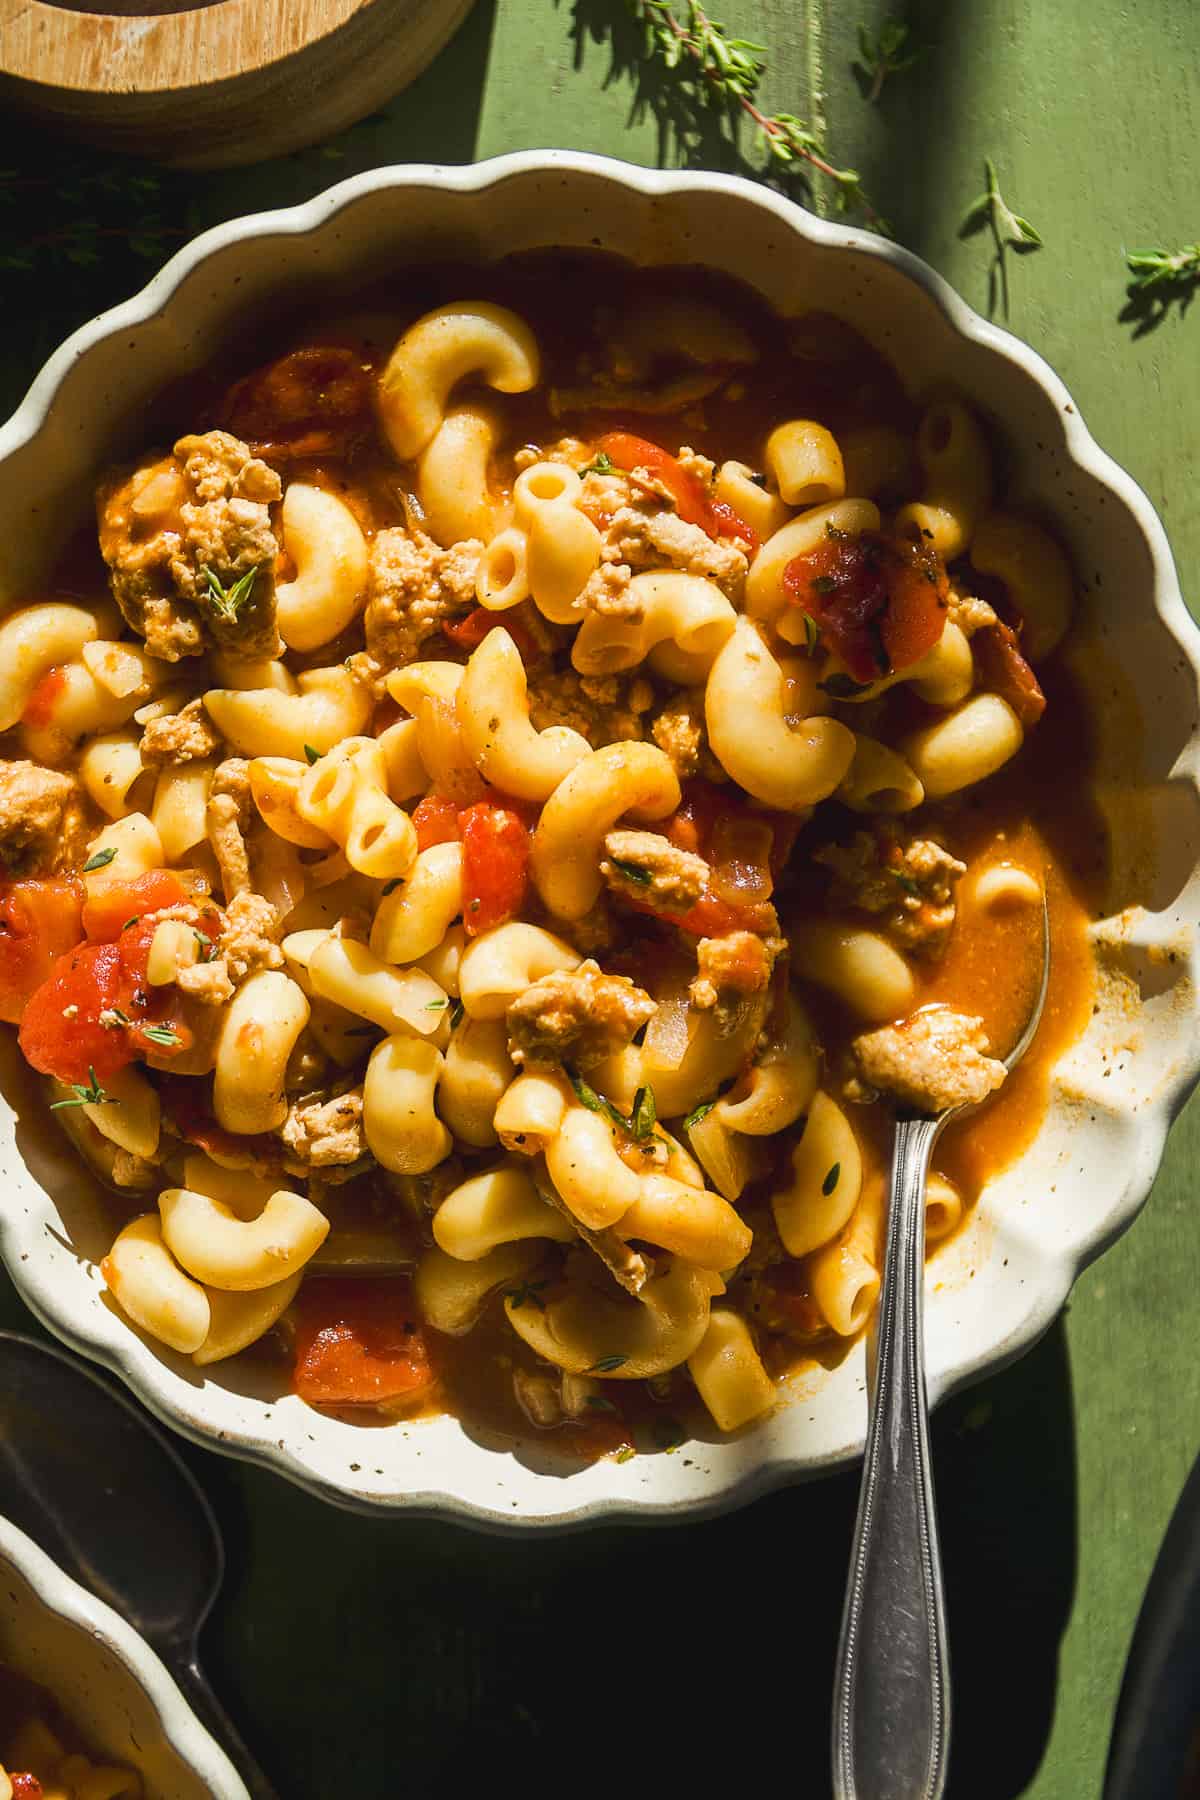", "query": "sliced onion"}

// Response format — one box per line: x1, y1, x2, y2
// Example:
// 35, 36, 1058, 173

642, 991, 694, 1072
711, 814, 774, 905
687, 1108, 754, 1202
